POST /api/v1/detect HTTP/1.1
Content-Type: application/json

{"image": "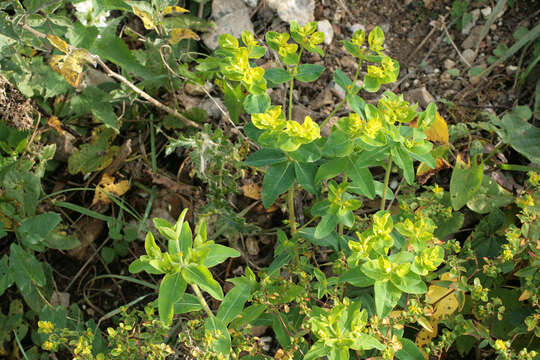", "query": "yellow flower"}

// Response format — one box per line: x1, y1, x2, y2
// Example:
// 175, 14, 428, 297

43, 341, 55, 351
241, 31, 258, 47
285, 116, 321, 143
242, 66, 264, 85
367, 65, 385, 79
251, 106, 286, 131
278, 43, 298, 57
309, 31, 325, 45
38, 321, 54, 334
352, 29, 365, 47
